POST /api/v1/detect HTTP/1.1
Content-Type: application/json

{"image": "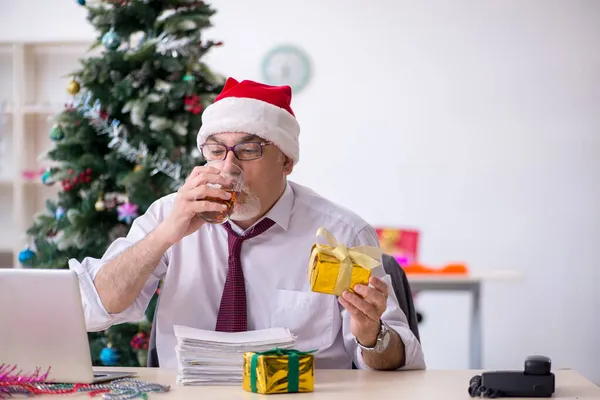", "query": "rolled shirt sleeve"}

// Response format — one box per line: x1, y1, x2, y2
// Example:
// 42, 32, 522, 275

68, 196, 172, 332
342, 225, 427, 370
